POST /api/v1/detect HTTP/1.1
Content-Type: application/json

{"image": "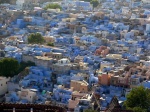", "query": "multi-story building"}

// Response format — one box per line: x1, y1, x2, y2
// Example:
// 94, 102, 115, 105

98, 73, 111, 86
17, 88, 37, 103
34, 56, 53, 69
142, 0, 150, 4
0, 77, 10, 102
52, 58, 71, 74
70, 80, 89, 93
